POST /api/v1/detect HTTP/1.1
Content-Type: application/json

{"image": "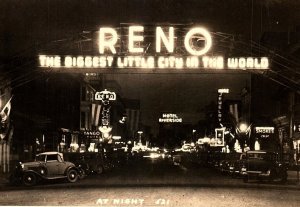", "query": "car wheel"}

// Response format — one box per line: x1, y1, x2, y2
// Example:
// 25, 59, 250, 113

268, 170, 275, 183
23, 172, 37, 186
78, 167, 86, 180
96, 165, 104, 174
67, 169, 78, 183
